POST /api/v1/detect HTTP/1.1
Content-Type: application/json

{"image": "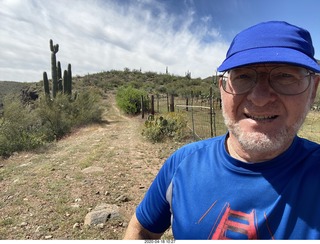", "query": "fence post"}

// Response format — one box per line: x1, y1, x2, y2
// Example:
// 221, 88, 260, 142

209, 87, 216, 137
186, 97, 189, 111
191, 91, 196, 140
151, 95, 155, 115
170, 94, 174, 112
166, 93, 169, 112
141, 95, 144, 119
